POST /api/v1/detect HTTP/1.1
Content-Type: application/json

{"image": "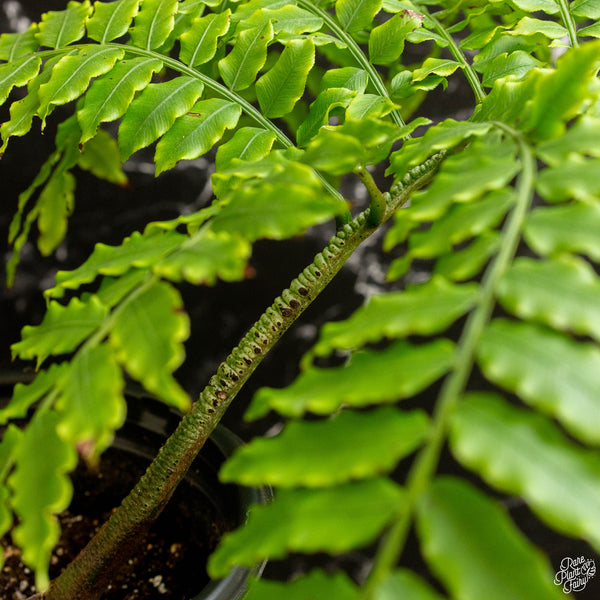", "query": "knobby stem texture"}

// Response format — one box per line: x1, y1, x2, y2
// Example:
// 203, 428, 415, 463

360, 127, 535, 600
41, 157, 444, 600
